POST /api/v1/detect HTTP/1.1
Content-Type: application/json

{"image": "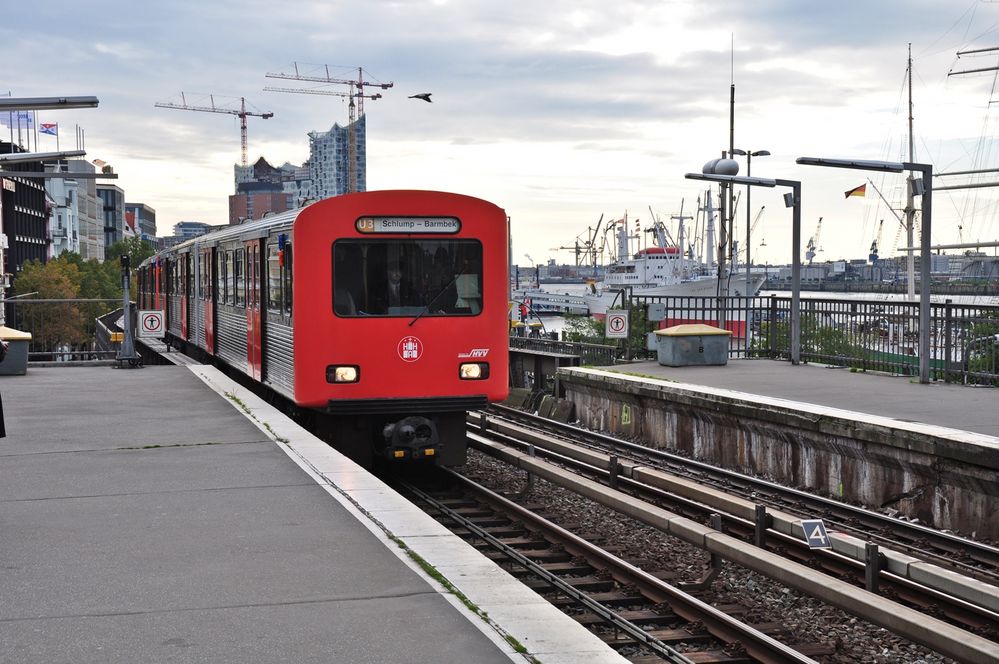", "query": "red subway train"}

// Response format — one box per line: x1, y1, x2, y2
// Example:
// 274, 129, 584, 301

137, 190, 510, 466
